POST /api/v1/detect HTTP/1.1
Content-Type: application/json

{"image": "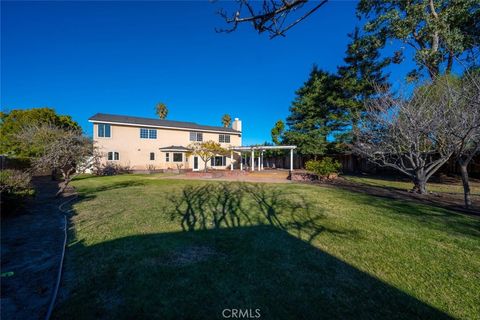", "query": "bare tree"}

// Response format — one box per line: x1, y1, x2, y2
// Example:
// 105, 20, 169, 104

216, 0, 328, 38
442, 71, 480, 208
353, 86, 454, 194
17, 125, 100, 196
